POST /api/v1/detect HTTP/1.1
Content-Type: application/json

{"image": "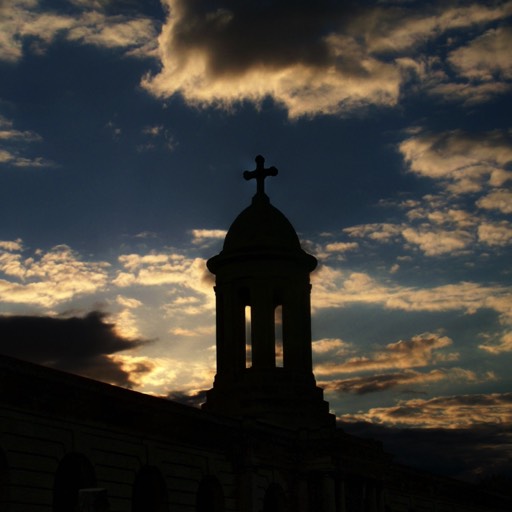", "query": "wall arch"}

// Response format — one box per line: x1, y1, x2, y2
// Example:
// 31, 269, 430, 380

53, 452, 96, 512
132, 465, 168, 512
196, 475, 225, 512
